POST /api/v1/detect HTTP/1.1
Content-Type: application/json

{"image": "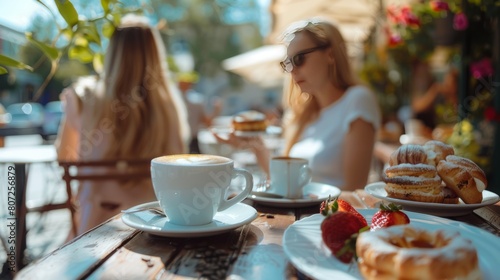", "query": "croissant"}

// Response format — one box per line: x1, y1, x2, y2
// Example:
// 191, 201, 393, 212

423, 140, 455, 166
437, 155, 487, 204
